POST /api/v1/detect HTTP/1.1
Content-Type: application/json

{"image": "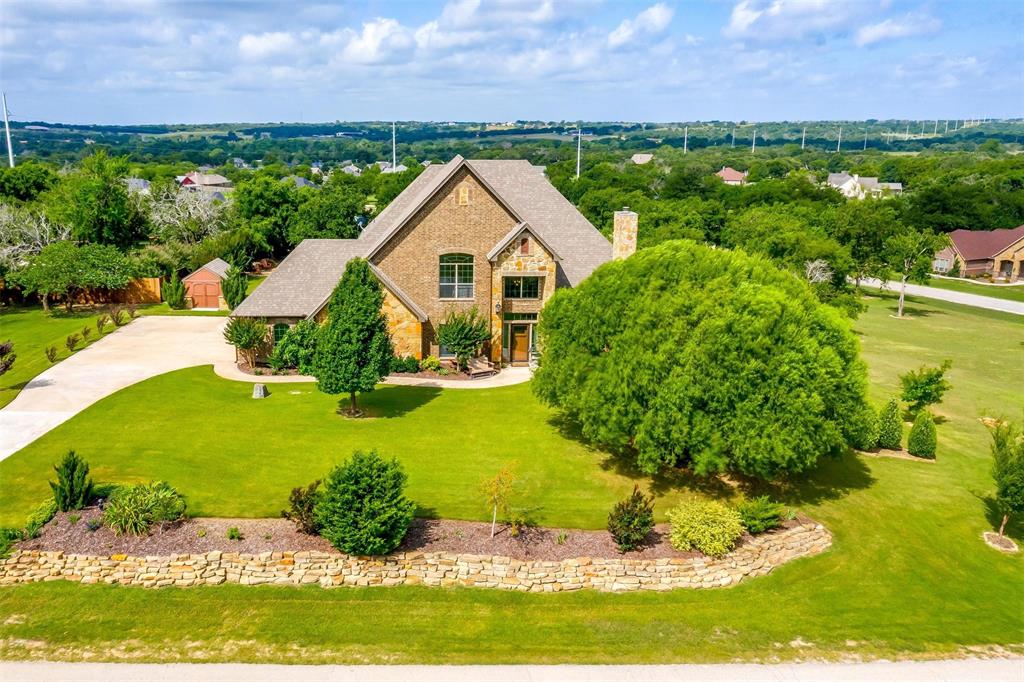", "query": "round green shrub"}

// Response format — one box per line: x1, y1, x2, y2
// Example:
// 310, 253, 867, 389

877, 398, 903, 450
907, 411, 937, 459
315, 450, 415, 555
667, 499, 744, 558
736, 495, 786, 534
607, 485, 655, 553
